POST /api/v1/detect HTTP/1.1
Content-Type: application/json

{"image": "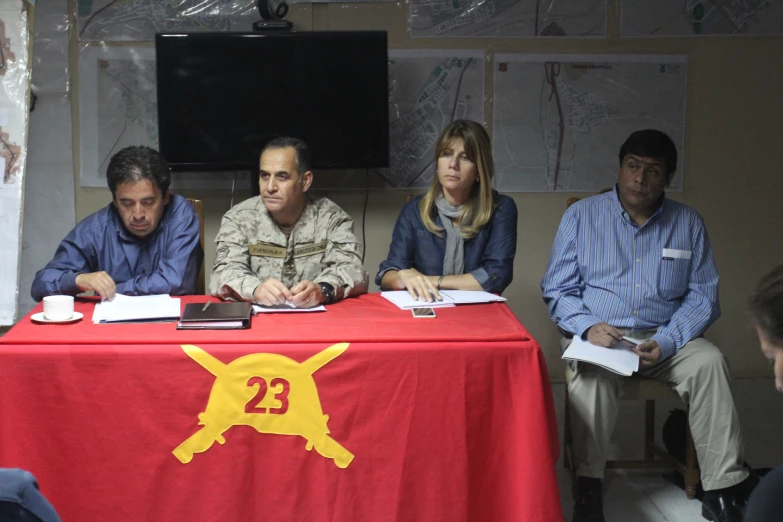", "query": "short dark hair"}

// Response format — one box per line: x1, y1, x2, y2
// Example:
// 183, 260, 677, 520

619, 130, 678, 175
749, 264, 783, 344
106, 146, 171, 196
260, 137, 312, 176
